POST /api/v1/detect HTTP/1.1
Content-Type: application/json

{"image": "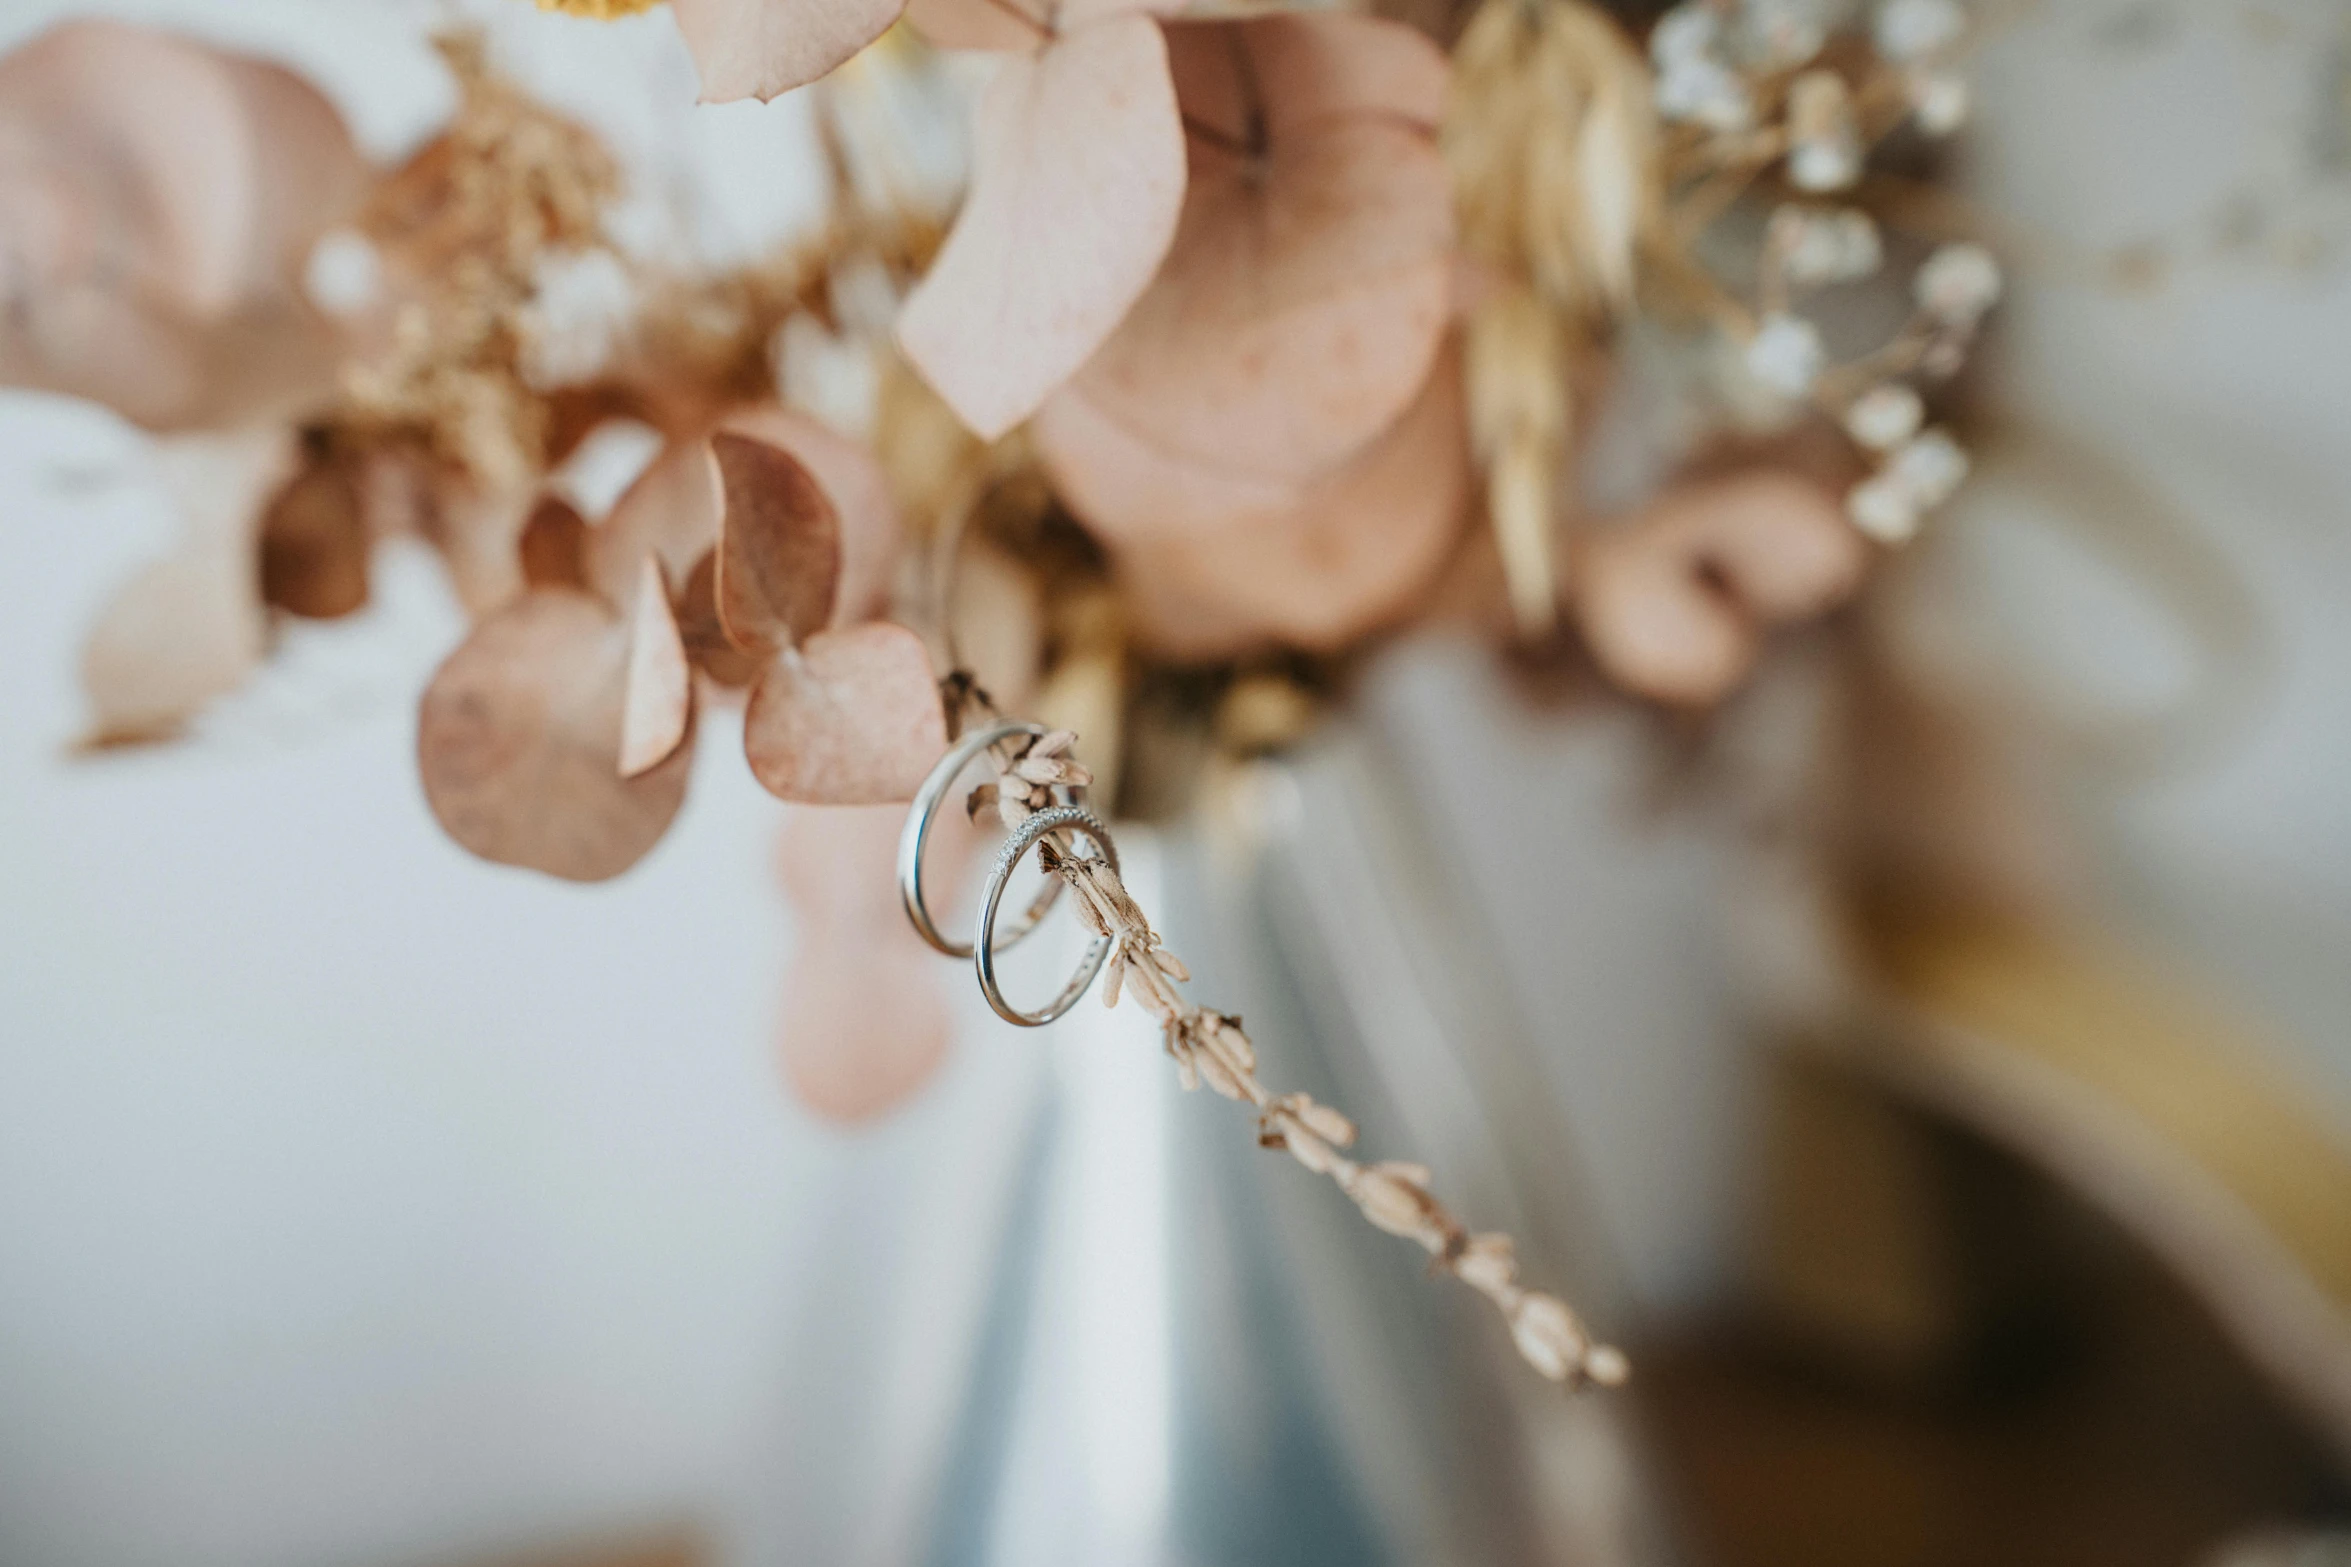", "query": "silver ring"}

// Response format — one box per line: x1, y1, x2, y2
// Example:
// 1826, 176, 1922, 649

976, 805, 1120, 1027
899, 720, 1084, 959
